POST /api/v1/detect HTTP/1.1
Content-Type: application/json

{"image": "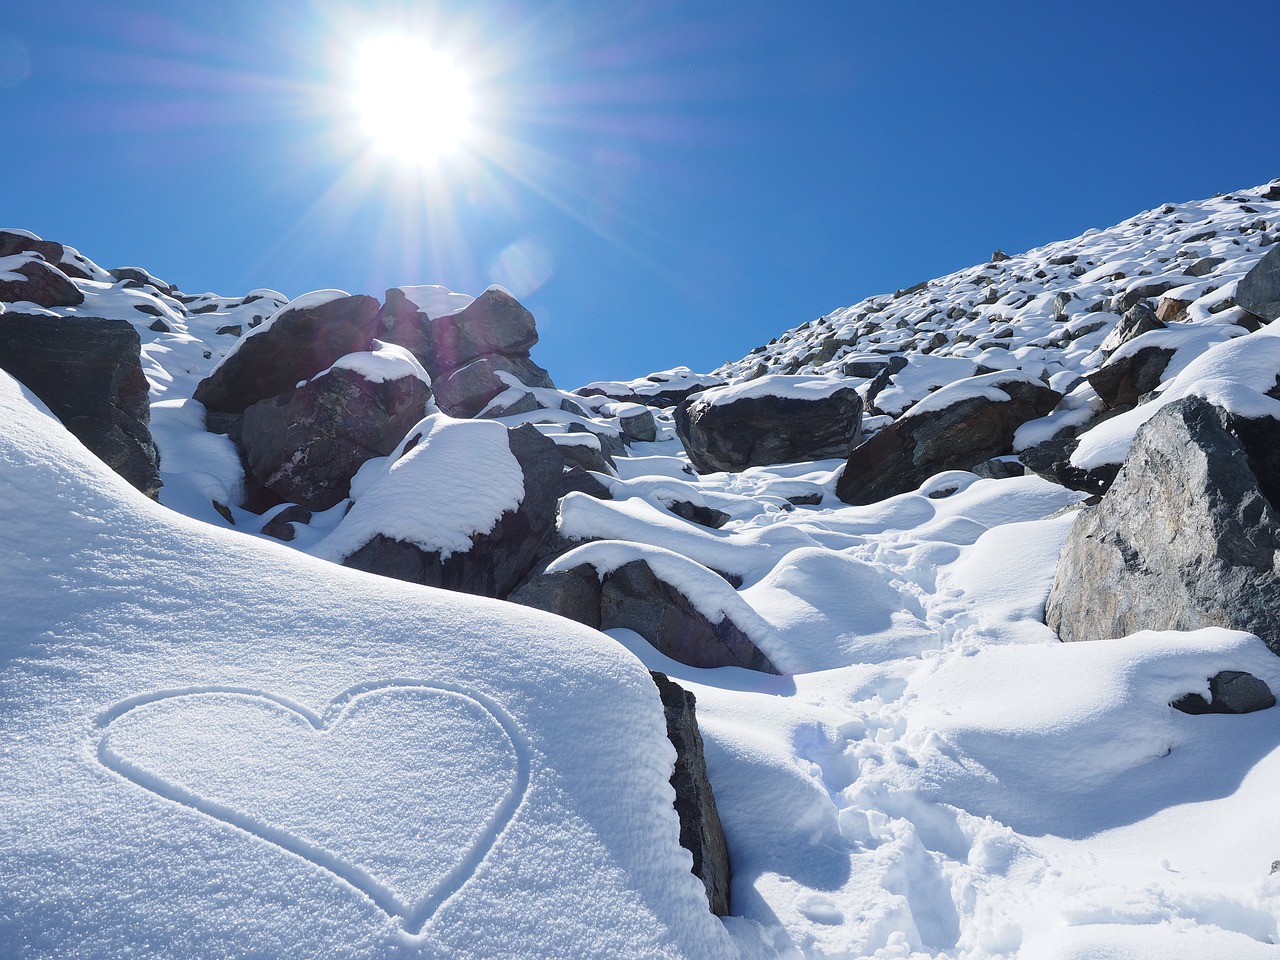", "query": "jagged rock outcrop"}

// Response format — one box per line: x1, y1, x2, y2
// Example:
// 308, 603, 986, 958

649, 671, 732, 916
836, 372, 1060, 505
0, 313, 160, 497
1237, 245, 1280, 322
240, 362, 432, 511
673, 376, 864, 474
193, 293, 383, 417
1046, 395, 1280, 651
